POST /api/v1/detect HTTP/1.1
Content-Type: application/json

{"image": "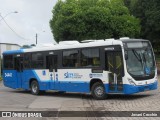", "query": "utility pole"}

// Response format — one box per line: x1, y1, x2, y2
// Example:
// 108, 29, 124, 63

36, 33, 38, 45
